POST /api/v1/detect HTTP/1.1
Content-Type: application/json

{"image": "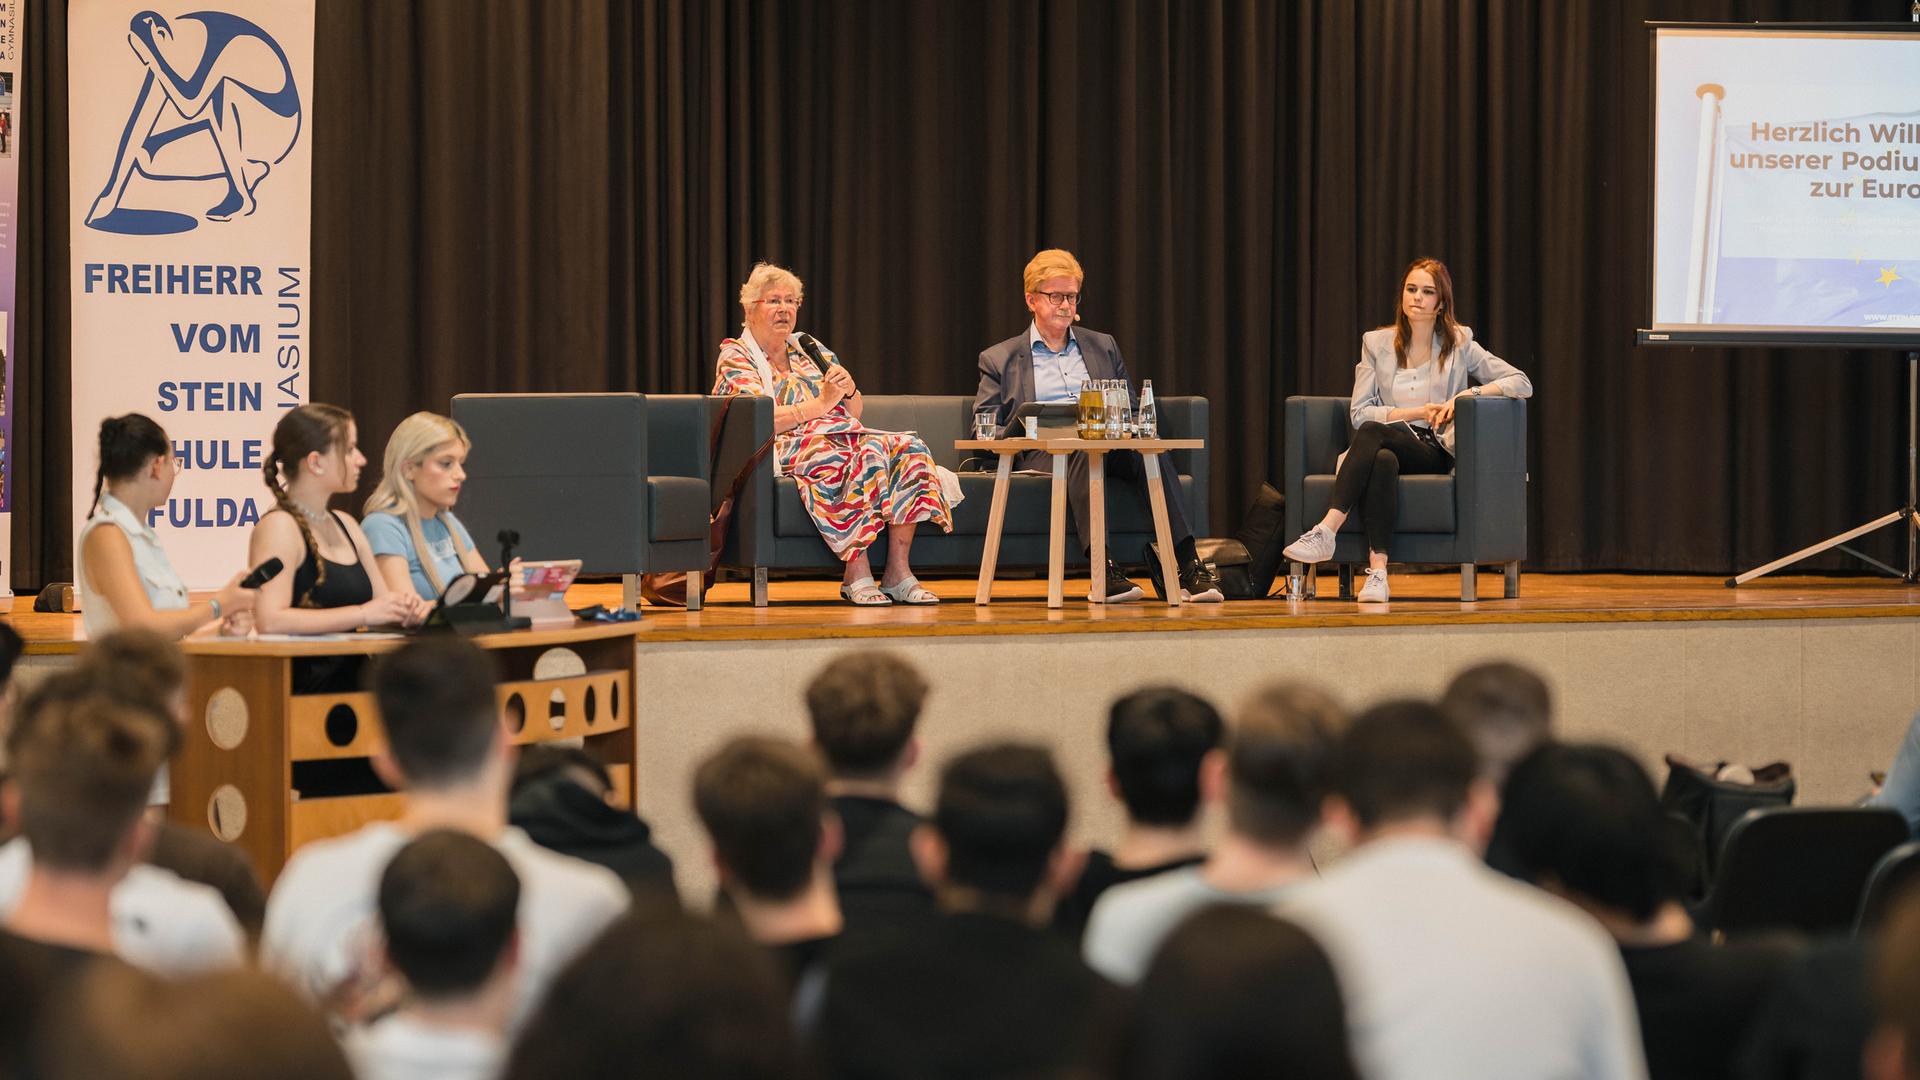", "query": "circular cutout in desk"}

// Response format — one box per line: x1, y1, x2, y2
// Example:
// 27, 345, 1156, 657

504, 693, 527, 735
208, 785, 247, 841
324, 703, 358, 748
205, 688, 249, 750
